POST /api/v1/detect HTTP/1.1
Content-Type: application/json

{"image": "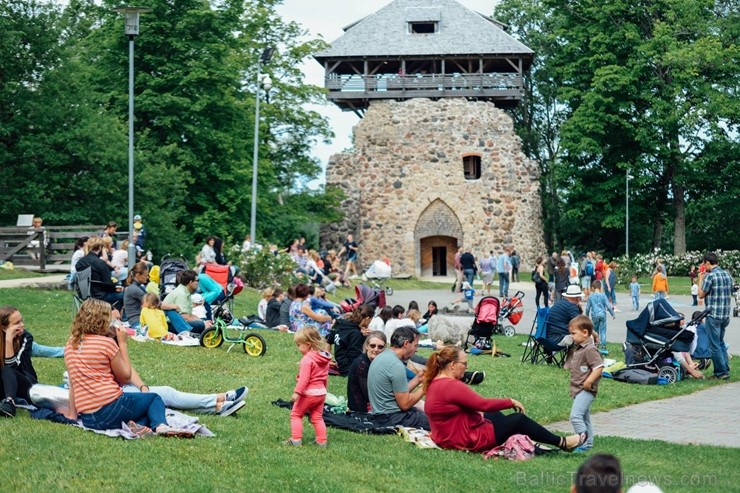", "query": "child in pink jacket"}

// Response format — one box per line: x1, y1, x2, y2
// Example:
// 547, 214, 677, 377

286, 326, 331, 447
